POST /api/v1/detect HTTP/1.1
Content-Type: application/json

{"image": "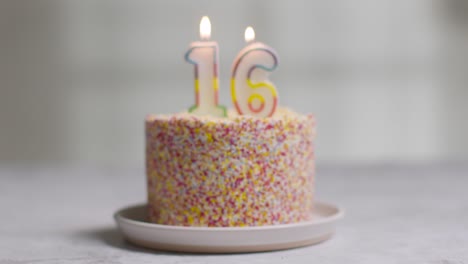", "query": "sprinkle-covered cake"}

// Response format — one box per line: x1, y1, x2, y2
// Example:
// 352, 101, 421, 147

145, 17, 316, 227
146, 108, 316, 227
